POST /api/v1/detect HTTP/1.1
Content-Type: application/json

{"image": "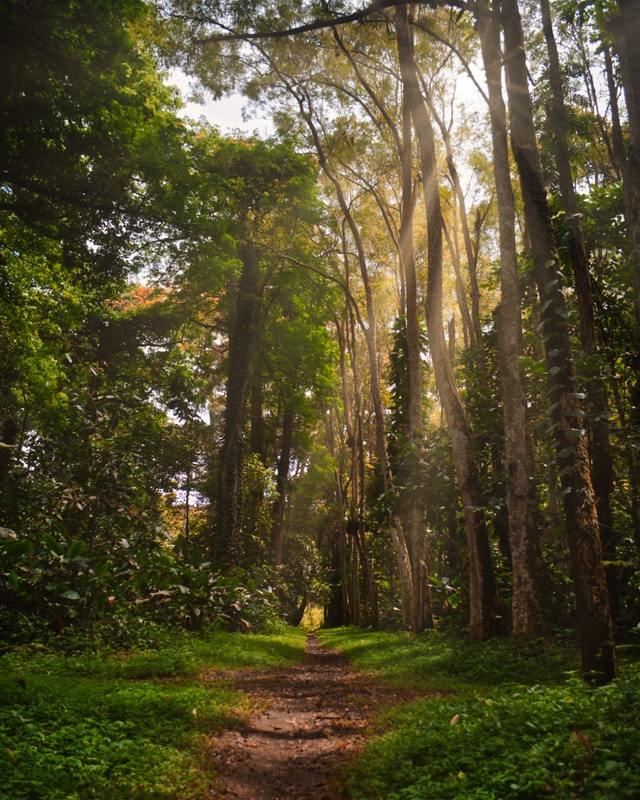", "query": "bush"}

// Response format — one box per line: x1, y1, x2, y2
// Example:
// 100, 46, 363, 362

1, 523, 281, 642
